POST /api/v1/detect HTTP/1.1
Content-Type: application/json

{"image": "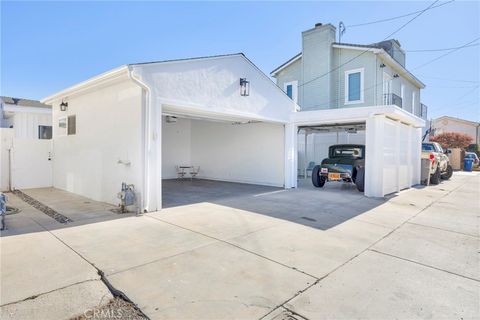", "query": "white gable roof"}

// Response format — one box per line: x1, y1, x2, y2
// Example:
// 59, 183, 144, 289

43, 53, 298, 123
